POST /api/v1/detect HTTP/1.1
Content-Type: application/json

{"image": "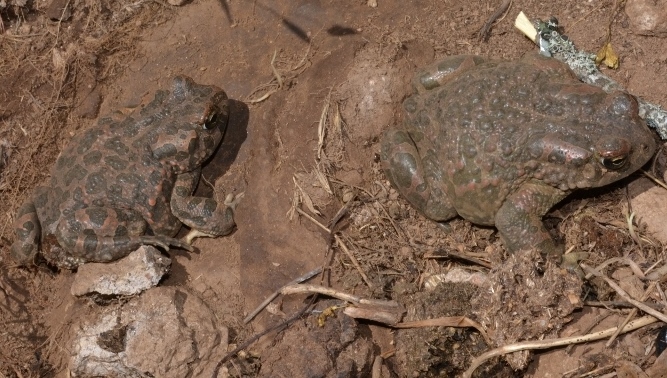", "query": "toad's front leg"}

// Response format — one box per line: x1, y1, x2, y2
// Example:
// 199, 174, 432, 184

170, 170, 239, 243
494, 180, 568, 258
